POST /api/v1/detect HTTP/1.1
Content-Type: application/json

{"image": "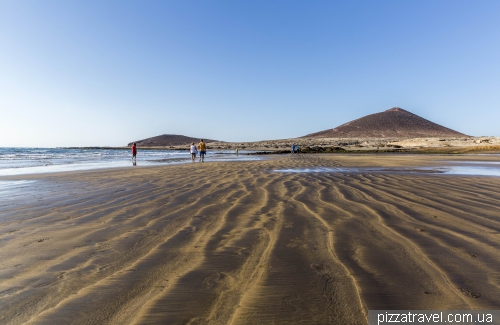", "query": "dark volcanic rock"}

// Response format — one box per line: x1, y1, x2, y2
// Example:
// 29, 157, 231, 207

304, 107, 467, 138
128, 134, 220, 147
